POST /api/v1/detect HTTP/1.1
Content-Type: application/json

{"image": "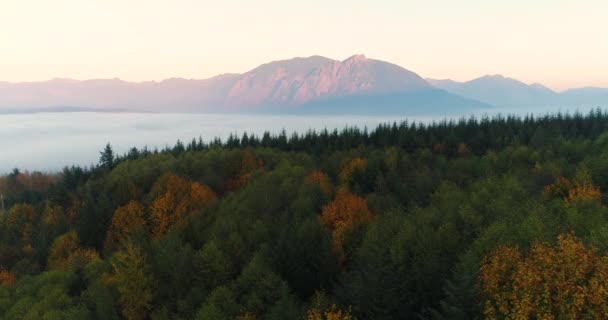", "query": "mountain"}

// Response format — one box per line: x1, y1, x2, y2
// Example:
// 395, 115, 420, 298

428, 75, 559, 107
0, 75, 239, 113
561, 87, 608, 106
429, 76, 608, 108
224, 54, 435, 109
0, 55, 488, 114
